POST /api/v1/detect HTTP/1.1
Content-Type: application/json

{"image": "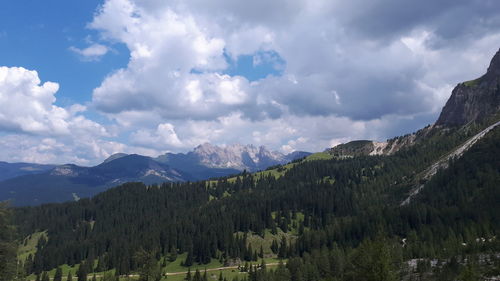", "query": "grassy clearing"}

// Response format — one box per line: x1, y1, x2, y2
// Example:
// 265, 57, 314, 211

305, 152, 334, 161
163, 262, 281, 281
18, 230, 48, 262
26, 255, 283, 280
164, 252, 224, 273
